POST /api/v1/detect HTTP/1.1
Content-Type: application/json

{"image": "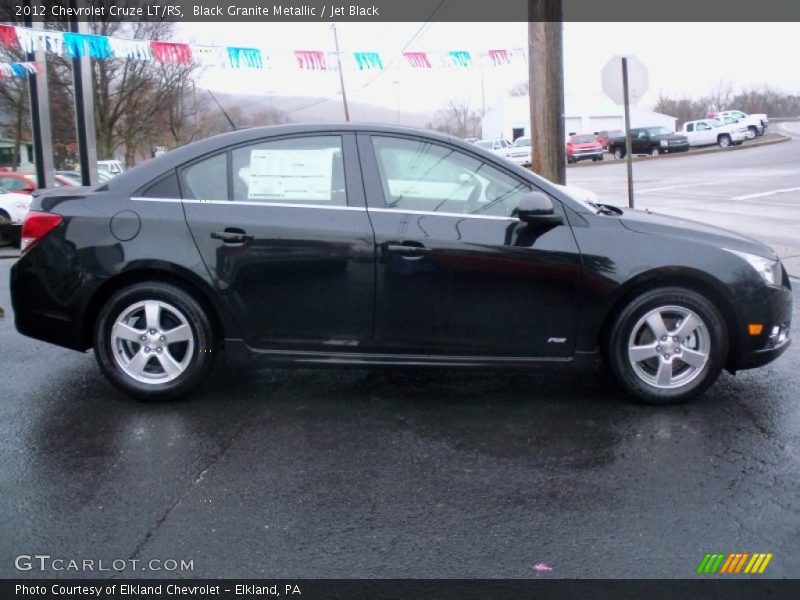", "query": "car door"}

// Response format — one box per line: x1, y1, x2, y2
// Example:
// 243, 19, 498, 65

179, 133, 375, 352
356, 133, 582, 357
696, 121, 714, 145
632, 129, 649, 153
